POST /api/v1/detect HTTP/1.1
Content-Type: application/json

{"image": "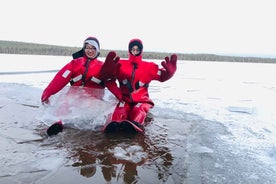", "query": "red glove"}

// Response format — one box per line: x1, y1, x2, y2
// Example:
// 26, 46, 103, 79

160, 54, 177, 82
100, 51, 120, 80
41, 90, 51, 104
